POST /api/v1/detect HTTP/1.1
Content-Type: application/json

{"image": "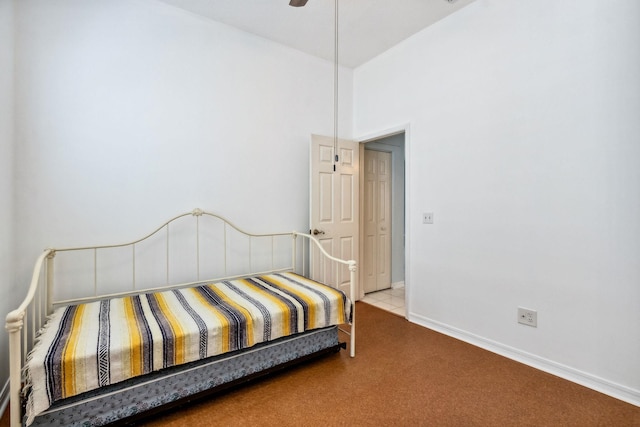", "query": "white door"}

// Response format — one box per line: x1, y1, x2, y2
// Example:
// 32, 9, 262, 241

363, 149, 392, 293
310, 134, 359, 298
